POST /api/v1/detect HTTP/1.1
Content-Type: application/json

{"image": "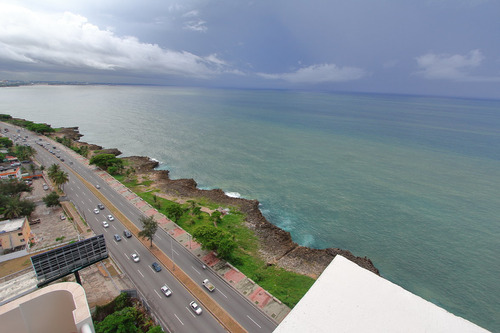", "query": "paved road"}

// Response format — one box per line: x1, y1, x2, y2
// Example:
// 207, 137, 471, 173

4, 125, 278, 333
